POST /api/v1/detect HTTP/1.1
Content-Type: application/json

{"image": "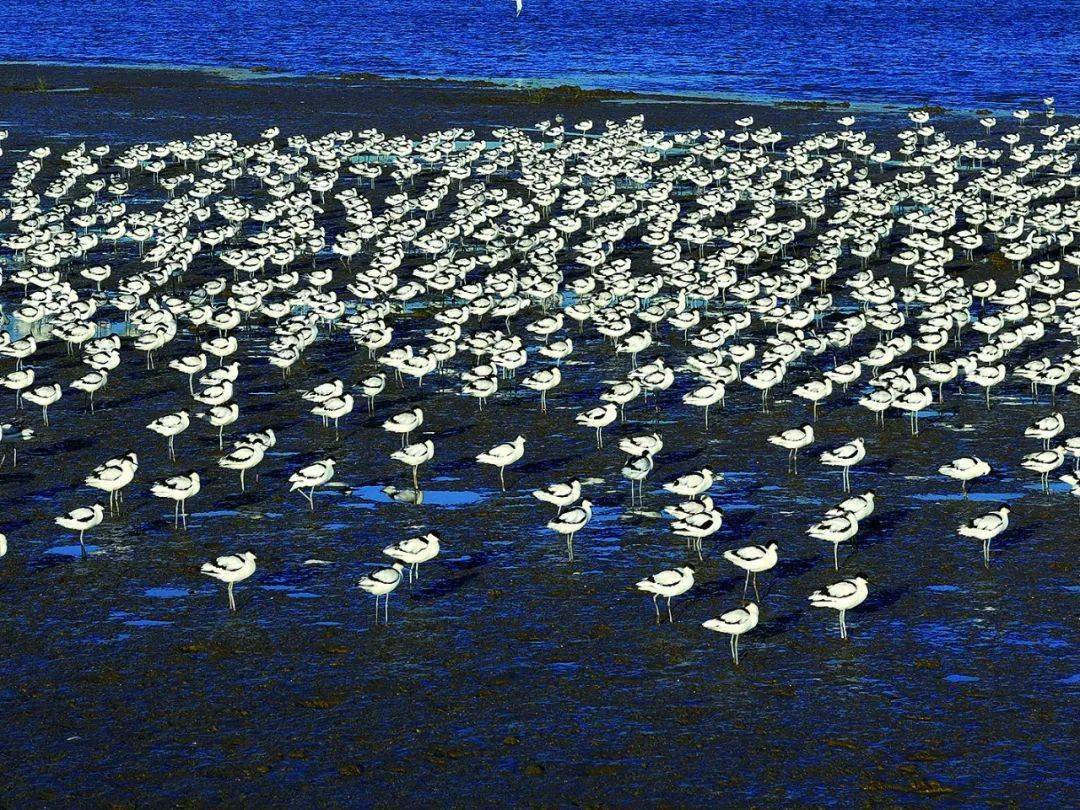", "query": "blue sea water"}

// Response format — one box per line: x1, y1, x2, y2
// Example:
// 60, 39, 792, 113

0, 0, 1077, 108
